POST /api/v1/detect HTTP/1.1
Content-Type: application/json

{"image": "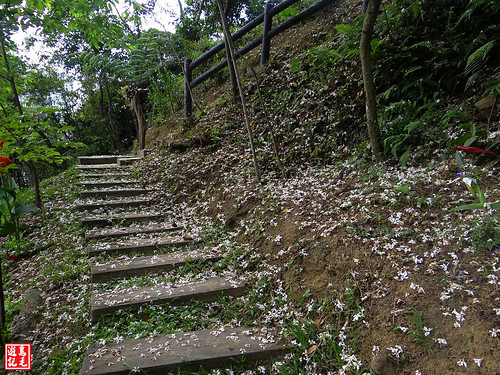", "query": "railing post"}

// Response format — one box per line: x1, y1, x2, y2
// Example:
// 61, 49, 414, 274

260, 3, 272, 65
184, 58, 193, 118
